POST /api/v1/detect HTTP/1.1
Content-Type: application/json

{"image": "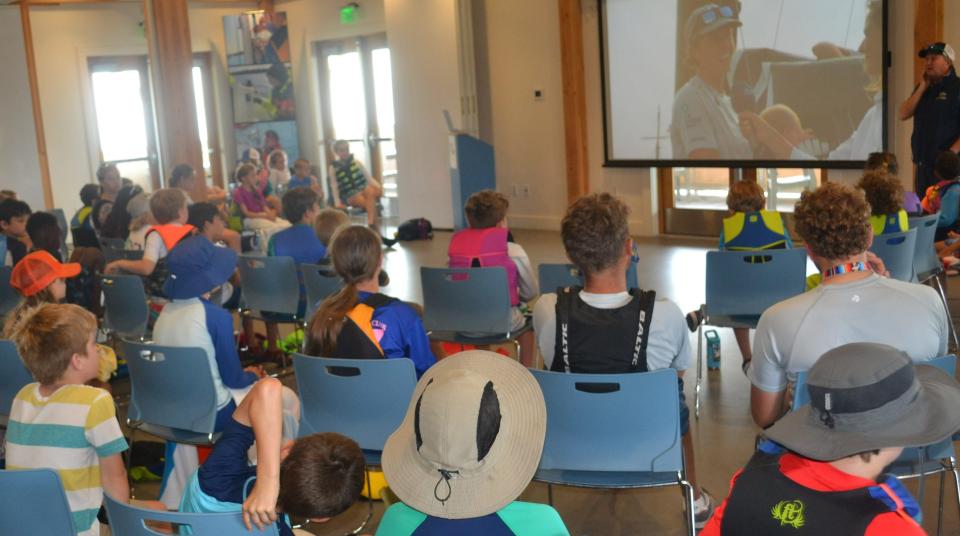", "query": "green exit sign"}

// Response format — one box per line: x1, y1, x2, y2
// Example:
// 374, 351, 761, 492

340, 3, 359, 24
